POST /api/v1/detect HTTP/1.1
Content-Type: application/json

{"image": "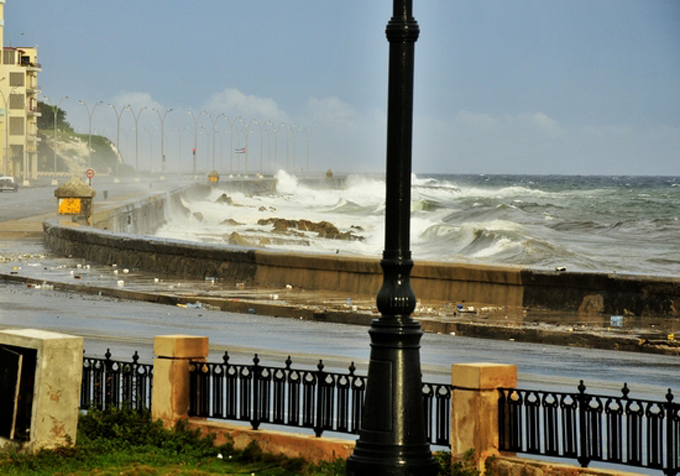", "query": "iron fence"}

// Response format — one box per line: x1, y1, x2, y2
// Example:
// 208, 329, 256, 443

188, 352, 454, 446
80, 350, 153, 411
499, 381, 679, 476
